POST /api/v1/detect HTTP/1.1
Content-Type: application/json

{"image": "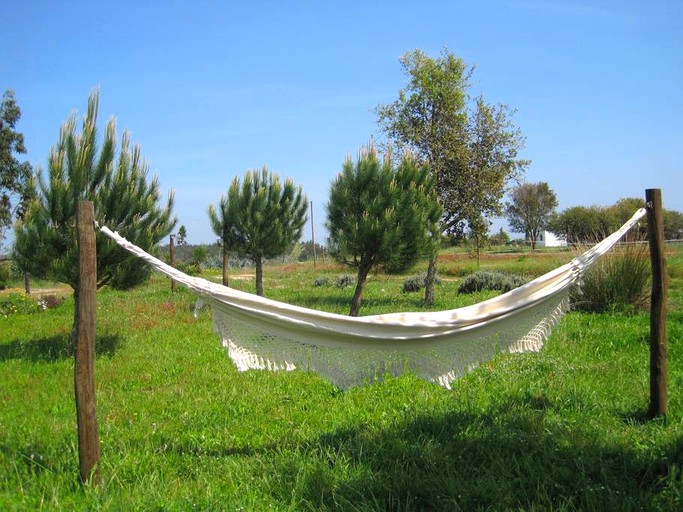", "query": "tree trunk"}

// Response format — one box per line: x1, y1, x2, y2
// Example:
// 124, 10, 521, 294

424, 254, 437, 306
222, 247, 229, 286
255, 256, 264, 296
349, 264, 371, 317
